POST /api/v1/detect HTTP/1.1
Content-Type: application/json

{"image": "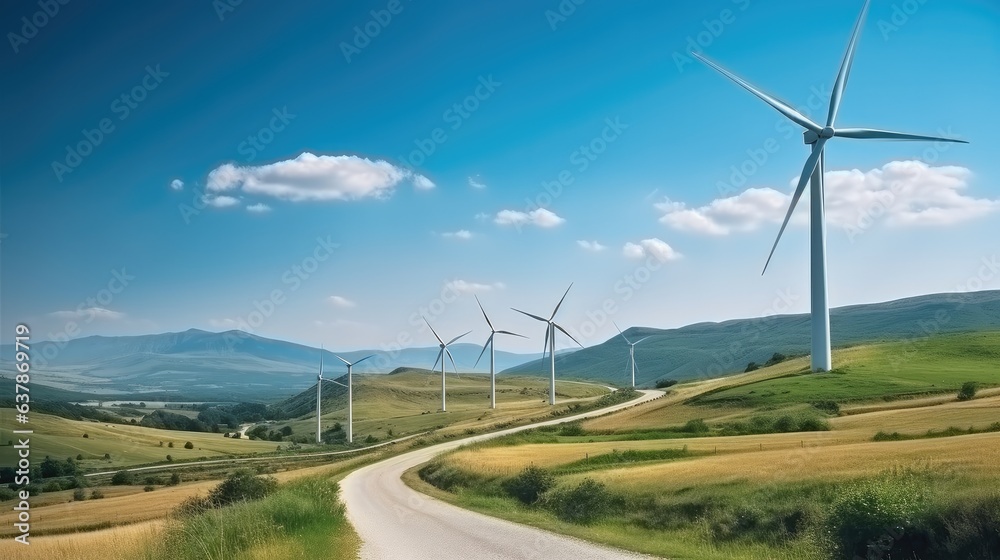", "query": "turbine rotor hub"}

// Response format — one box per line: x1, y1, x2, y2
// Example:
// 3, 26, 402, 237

820, 126, 835, 139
